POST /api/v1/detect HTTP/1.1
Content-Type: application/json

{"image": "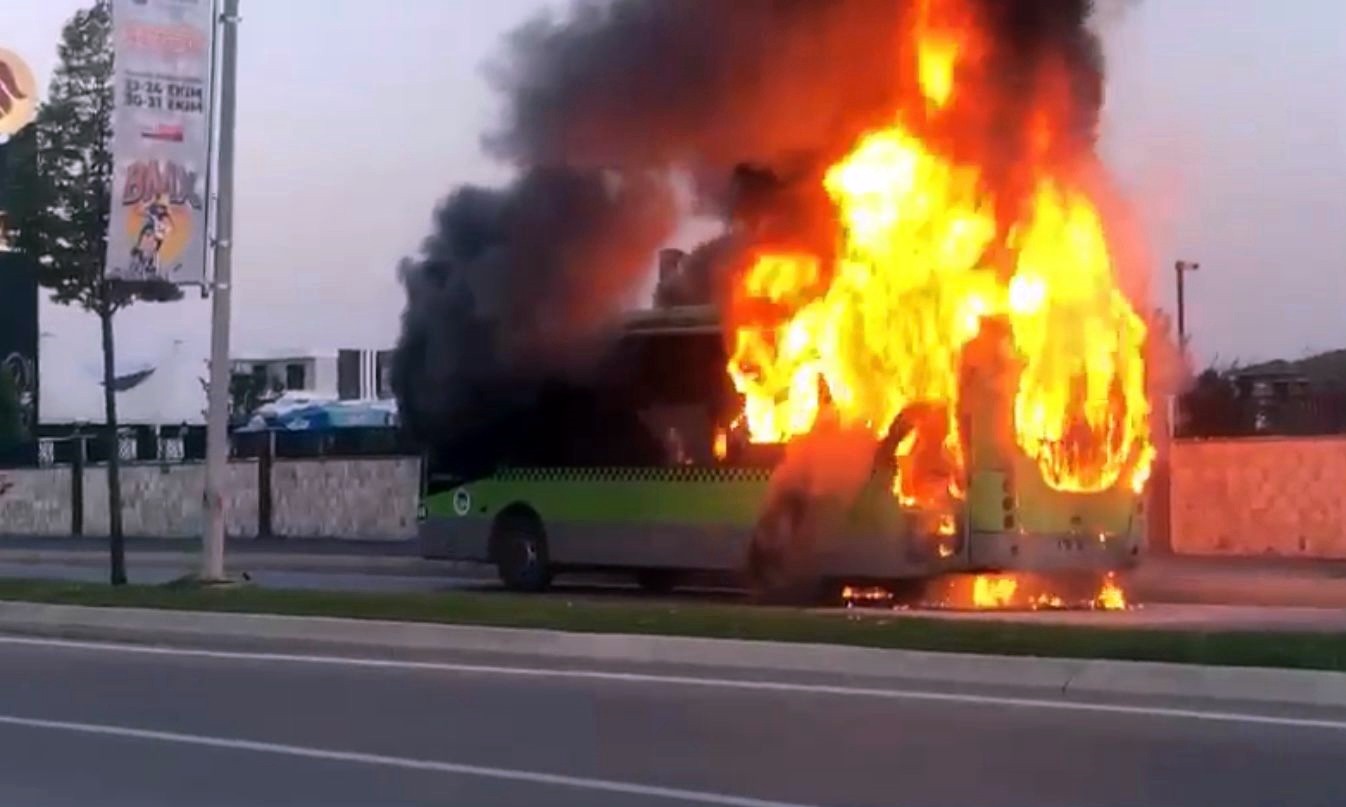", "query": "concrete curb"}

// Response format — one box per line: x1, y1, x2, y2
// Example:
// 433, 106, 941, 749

0, 550, 471, 577
0, 600, 1343, 708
